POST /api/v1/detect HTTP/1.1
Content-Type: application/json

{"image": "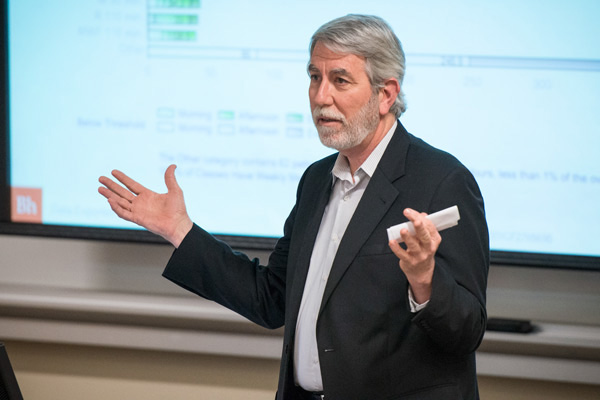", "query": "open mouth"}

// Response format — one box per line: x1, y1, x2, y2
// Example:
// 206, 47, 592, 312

318, 117, 342, 125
